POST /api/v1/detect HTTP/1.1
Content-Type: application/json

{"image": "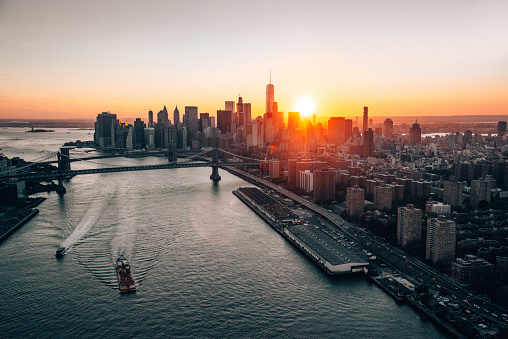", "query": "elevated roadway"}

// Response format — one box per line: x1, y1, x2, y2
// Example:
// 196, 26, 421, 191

3, 161, 259, 182
225, 166, 508, 317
